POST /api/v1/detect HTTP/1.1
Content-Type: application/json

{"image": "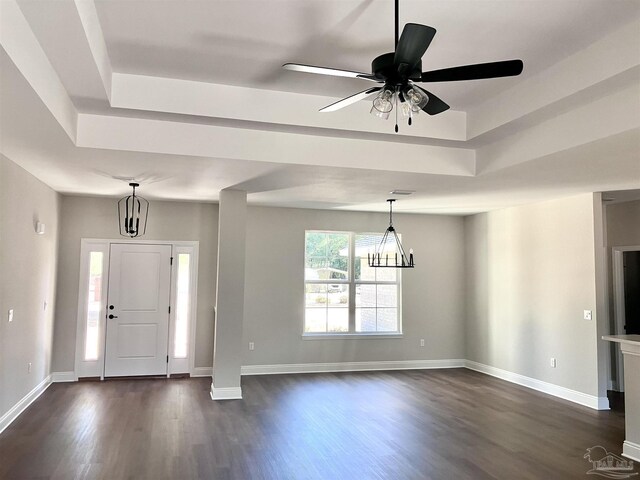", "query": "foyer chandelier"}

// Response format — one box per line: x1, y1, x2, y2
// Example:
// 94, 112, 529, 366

118, 182, 149, 238
368, 199, 414, 268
